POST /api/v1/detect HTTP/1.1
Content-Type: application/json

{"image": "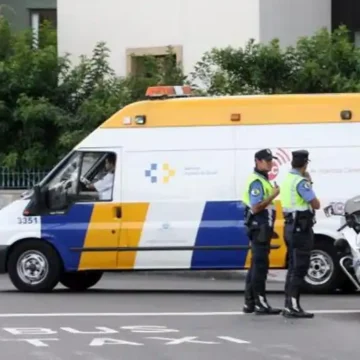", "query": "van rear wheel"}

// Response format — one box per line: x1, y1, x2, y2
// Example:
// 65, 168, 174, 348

60, 271, 103, 291
7, 240, 62, 292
